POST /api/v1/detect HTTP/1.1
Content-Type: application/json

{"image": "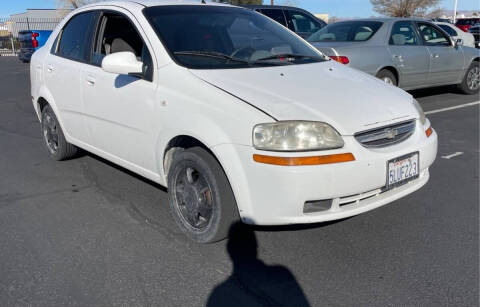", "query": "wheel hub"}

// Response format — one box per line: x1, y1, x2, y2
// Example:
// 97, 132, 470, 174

174, 166, 213, 230
383, 77, 393, 85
